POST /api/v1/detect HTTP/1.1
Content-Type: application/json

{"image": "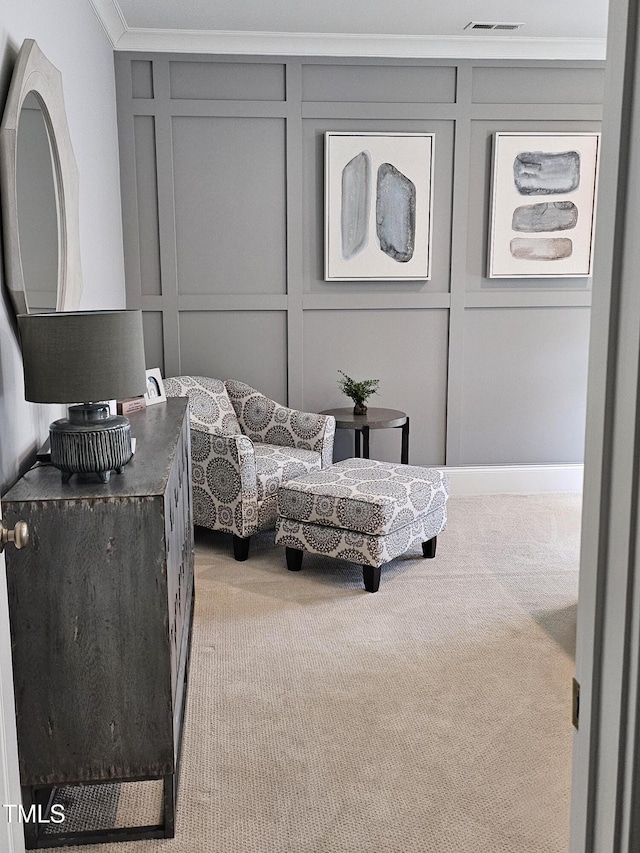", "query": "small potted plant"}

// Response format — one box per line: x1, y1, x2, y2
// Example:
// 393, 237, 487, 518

338, 371, 380, 416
